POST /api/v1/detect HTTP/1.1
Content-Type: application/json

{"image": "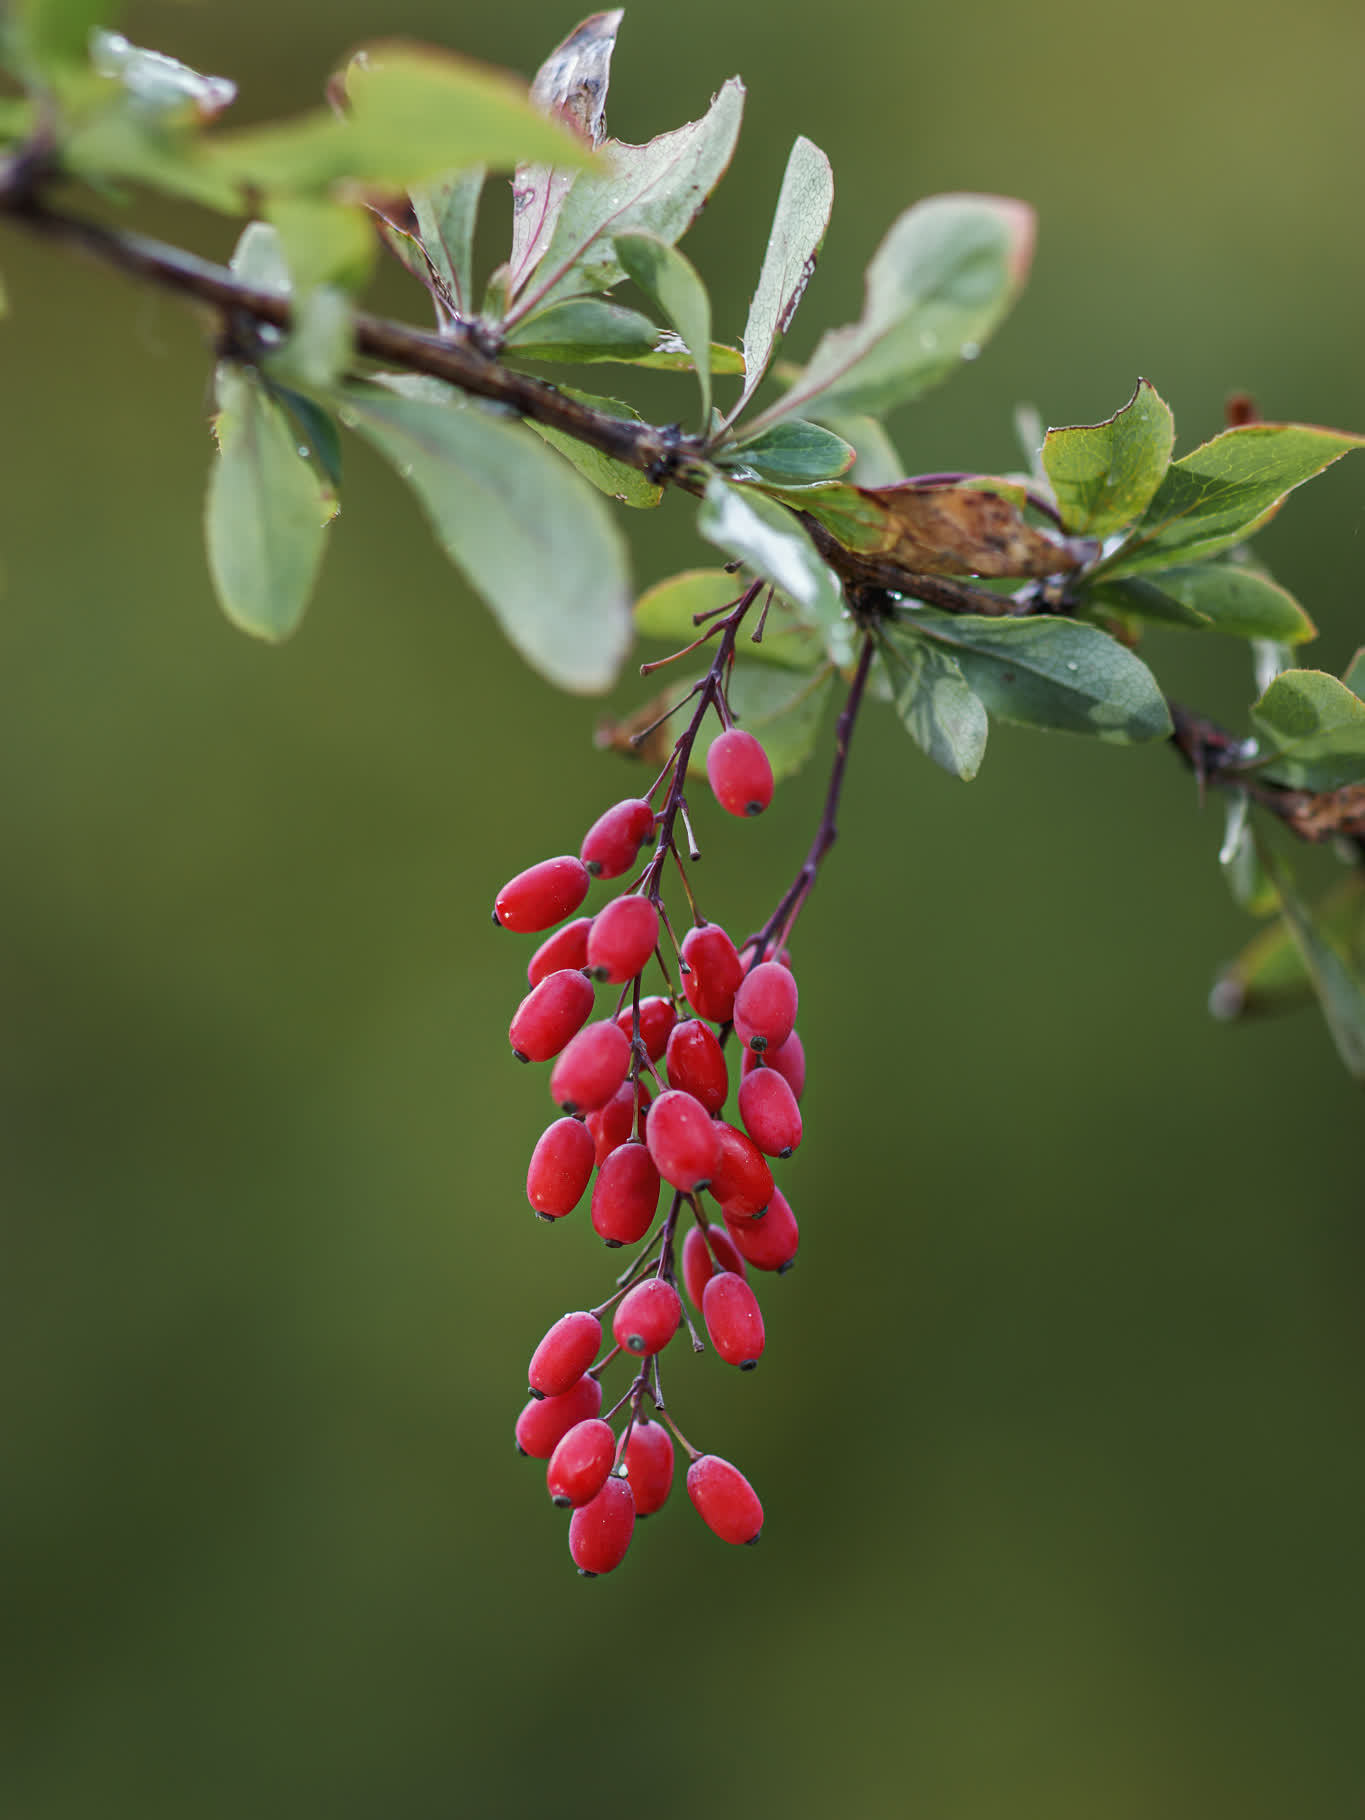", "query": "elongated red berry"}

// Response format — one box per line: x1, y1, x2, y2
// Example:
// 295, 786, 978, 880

709, 1120, 773, 1219
550, 1019, 631, 1114
612, 1278, 682, 1356
515, 1372, 602, 1458
509, 969, 595, 1063
586, 894, 659, 984
526, 1116, 595, 1219
681, 1223, 748, 1310
665, 1018, 729, 1115
528, 917, 592, 988
547, 1418, 617, 1507
742, 1028, 805, 1101
724, 1186, 799, 1271
732, 961, 798, 1053
591, 1141, 661, 1247
739, 941, 793, 975
529, 1311, 603, 1398
737, 1065, 803, 1157
646, 1089, 720, 1192
569, 1475, 636, 1576
586, 1078, 650, 1167
623, 1418, 674, 1516
615, 995, 677, 1062
495, 856, 590, 933
706, 728, 774, 818
687, 1454, 763, 1544
581, 798, 656, 879
702, 1271, 766, 1369
680, 923, 744, 1024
